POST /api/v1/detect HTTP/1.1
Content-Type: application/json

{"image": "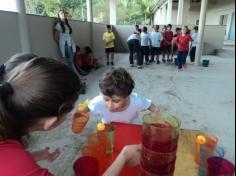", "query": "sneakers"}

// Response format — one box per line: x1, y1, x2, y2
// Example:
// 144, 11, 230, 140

137, 66, 144, 69
107, 62, 114, 66
156, 60, 161, 64
111, 62, 114, 66
130, 64, 135, 67
162, 59, 166, 63
177, 68, 183, 72
107, 62, 109, 66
